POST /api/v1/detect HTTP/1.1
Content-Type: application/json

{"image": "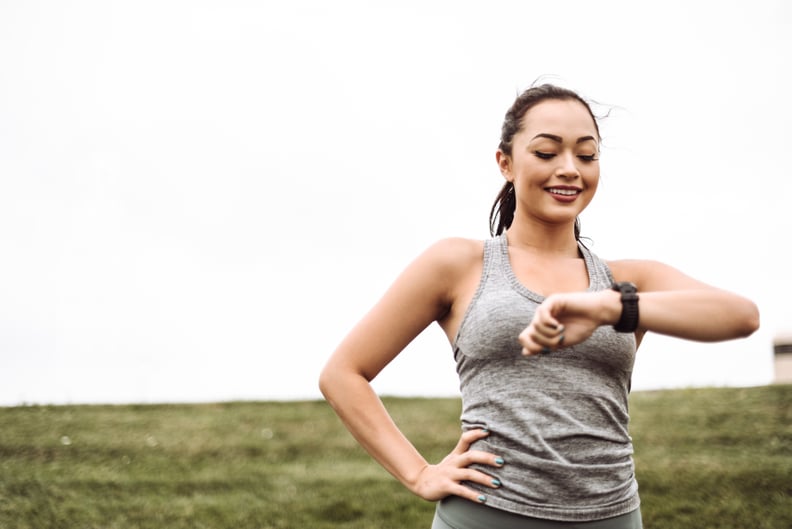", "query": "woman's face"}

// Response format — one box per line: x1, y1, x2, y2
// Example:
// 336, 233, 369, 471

498, 99, 600, 228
